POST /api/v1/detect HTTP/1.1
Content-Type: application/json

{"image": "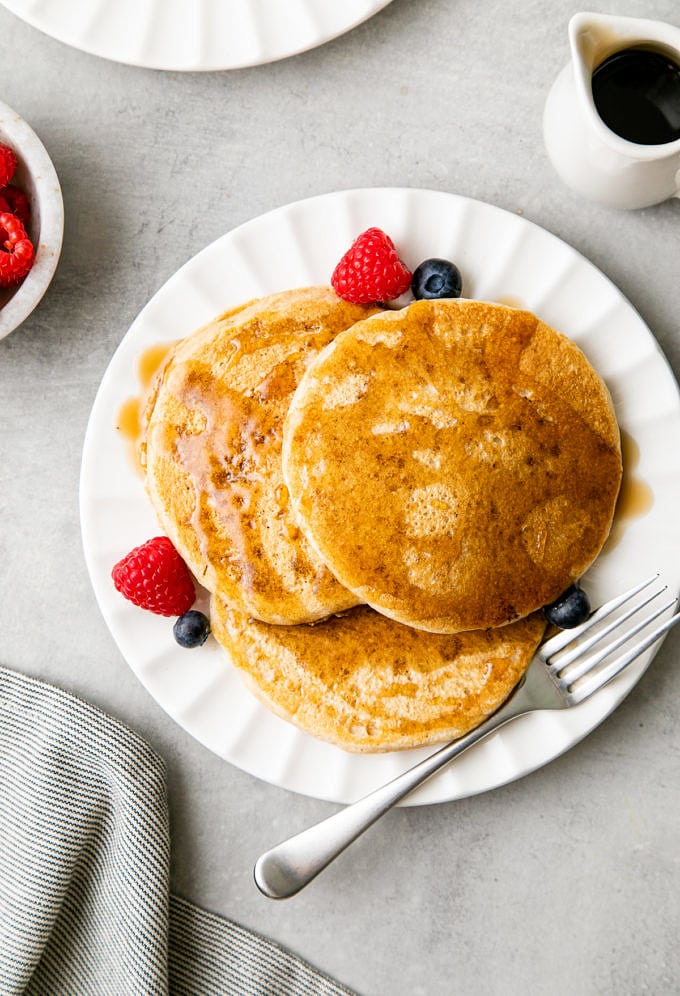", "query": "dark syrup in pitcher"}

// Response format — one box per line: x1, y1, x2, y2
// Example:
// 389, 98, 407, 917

591, 46, 680, 145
